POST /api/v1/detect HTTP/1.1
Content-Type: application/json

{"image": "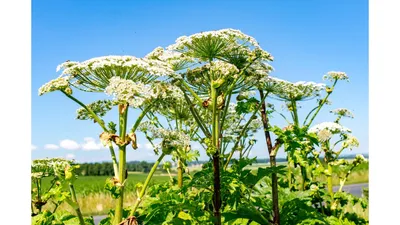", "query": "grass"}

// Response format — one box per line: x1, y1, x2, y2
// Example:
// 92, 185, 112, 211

35, 173, 172, 216
34, 162, 369, 217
